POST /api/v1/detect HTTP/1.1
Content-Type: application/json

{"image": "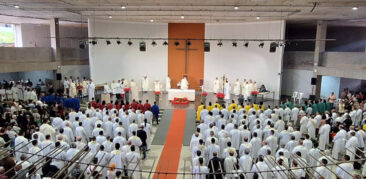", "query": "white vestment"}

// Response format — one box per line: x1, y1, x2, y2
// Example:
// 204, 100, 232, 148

233, 81, 241, 95
180, 78, 189, 90
142, 77, 150, 91
130, 81, 139, 101
213, 79, 220, 93
332, 129, 346, 159
318, 124, 330, 150
345, 136, 359, 160
154, 81, 161, 92
88, 82, 95, 101
166, 77, 171, 91
224, 82, 231, 100
125, 151, 141, 179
